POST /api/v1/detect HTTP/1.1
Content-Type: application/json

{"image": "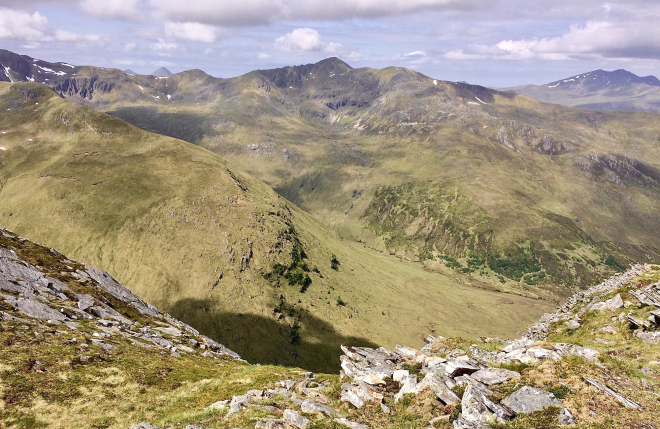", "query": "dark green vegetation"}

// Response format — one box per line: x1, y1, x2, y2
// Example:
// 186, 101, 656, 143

0, 82, 551, 372
6, 50, 659, 296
